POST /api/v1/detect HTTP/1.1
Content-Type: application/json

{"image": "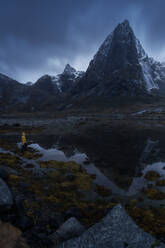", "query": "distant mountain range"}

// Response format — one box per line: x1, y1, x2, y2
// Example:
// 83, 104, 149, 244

1, 20, 165, 112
